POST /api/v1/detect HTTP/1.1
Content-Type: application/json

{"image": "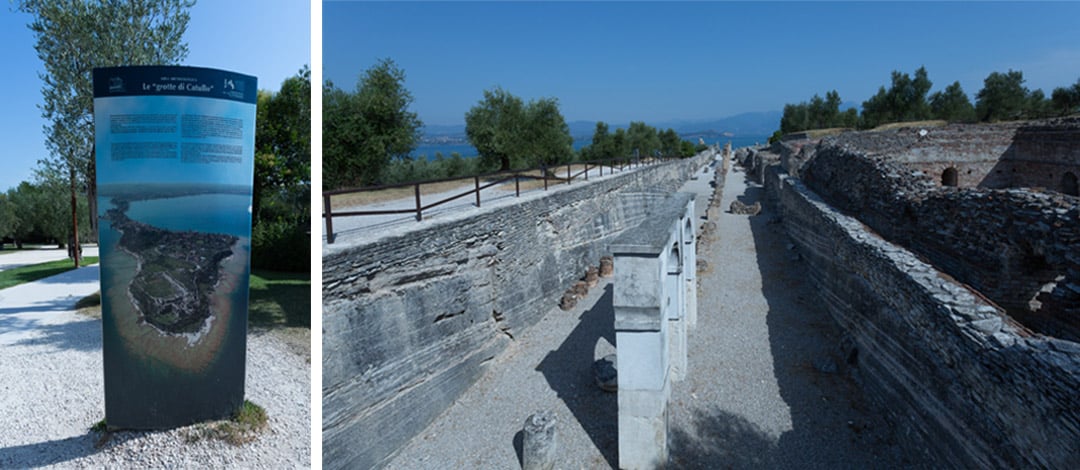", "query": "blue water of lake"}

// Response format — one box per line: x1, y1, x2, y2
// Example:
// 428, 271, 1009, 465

125, 193, 252, 237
